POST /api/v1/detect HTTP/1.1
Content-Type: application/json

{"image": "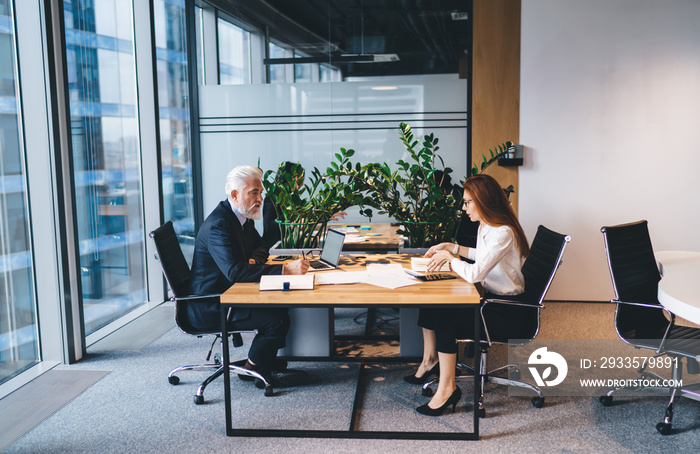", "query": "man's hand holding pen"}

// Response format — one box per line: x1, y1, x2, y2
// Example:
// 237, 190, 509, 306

283, 258, 309, 275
